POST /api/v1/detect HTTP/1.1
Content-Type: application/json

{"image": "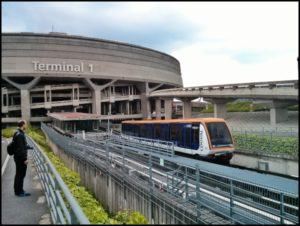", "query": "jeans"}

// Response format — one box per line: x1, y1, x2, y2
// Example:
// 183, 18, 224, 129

14, 158, 27, 194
